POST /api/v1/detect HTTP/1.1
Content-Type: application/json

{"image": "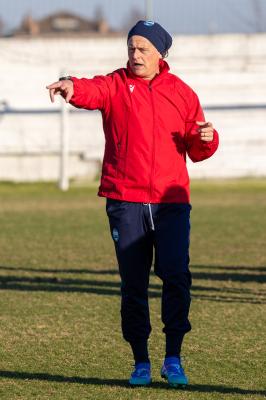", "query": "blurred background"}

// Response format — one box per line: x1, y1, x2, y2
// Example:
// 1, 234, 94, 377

0, 0, 265, 189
